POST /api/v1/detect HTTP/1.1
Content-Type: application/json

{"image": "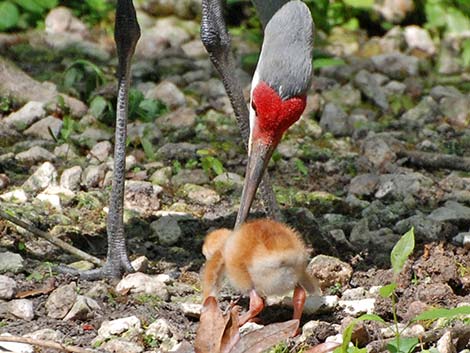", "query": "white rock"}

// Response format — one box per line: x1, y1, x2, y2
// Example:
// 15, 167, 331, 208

338, 298, 376, 316
437, 331, 456, 353
16, 146, 56, 164
23, 116, 63, 140
8, 299, 34, 320
271, 295, 338, 315
36, 193, 61, 211
0, 333, 34, 353
63, 295, 101, 321
0, 275, 17, 299
179, 302, 202, 318
22, 161, 57, 192
54, 143, 78, 159
0, 189, 28, 203
341, 287, 369, 300
146, 318, 172, 340
42, 185, 75, 198
404, 25, 436, 55
0, 252, 25, 273
116, 273, 170, 300
145, 81, 186, 109
24, 328, 64, 342
101, 338, 144, 353
60, 166, 83, 191
46, 282, 77, 319
97, 316, 142, 339
131, 256, 149, 272
150, 216, 182, 246
3, 101, 45, 130
87, 140, 112, 163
